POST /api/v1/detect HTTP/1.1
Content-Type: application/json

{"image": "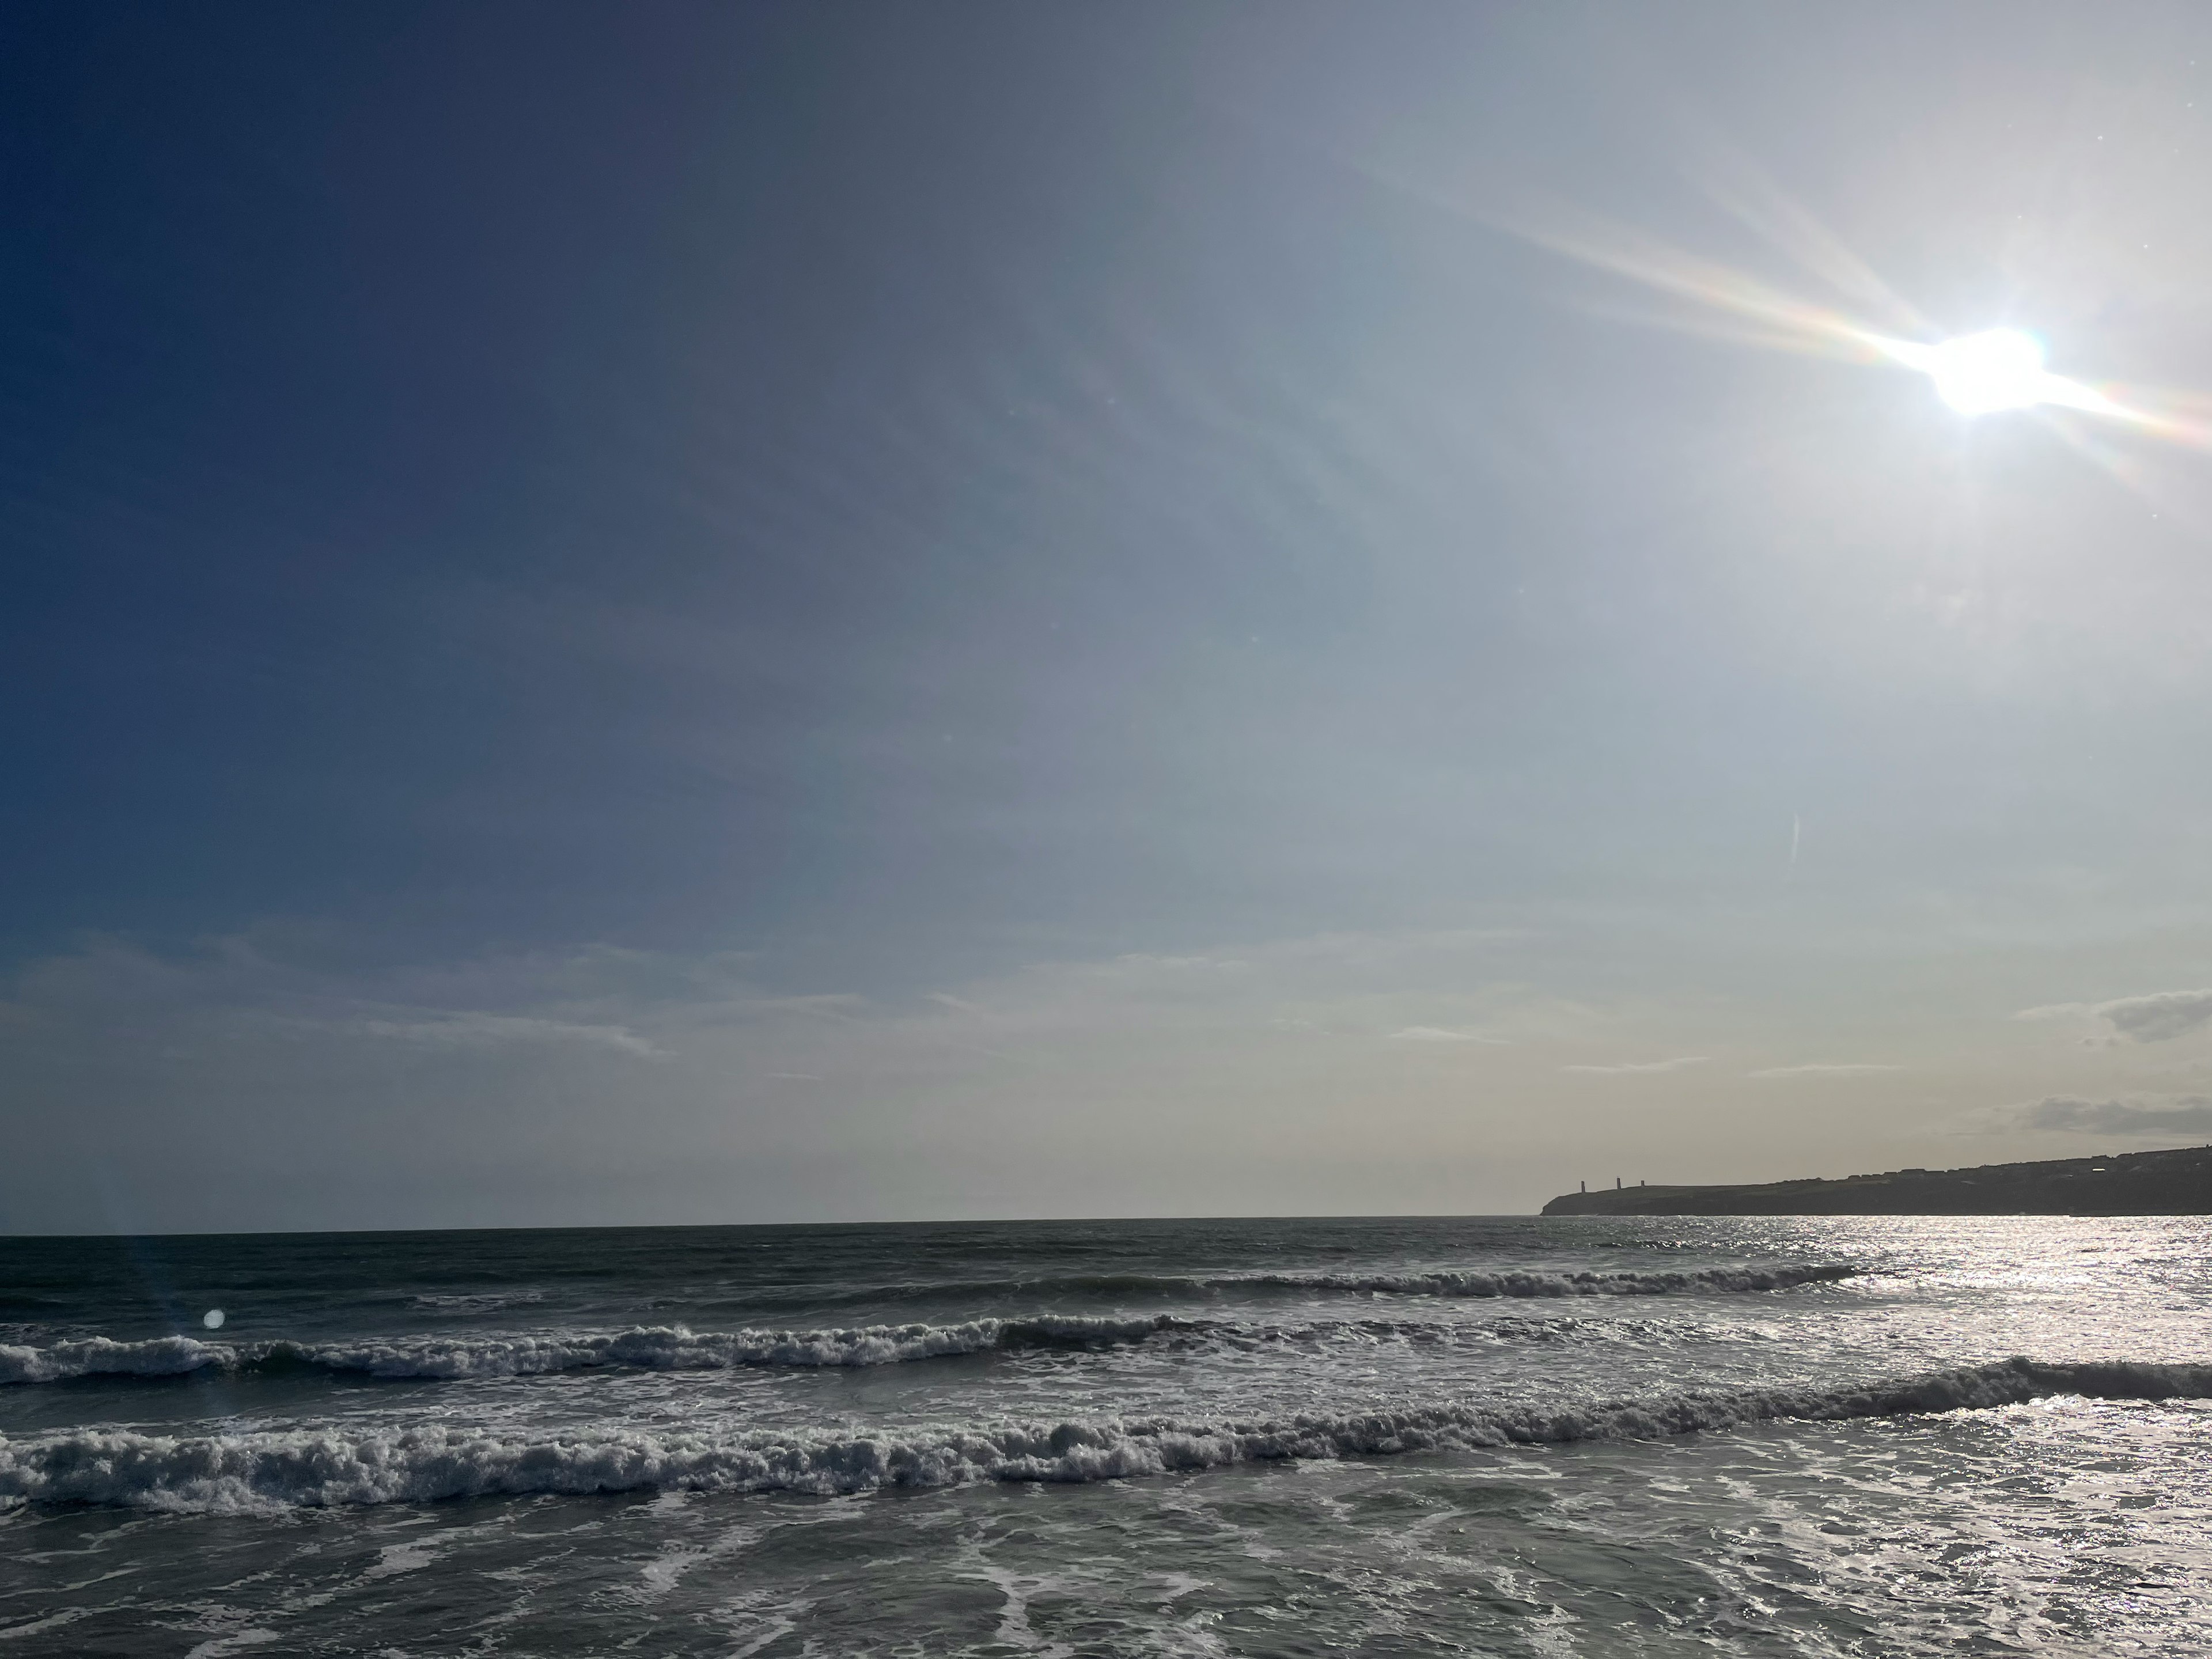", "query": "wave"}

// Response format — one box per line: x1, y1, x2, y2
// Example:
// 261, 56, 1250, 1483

0, 1336, 222, 1384
0, 1299, 1794, 1388
409, 1291, 546, 1313
0, 1316, 1185, 1385
747, 1261, 1863, 1311
1225, 1264, 1859, 1298
0, 1266, 1851, 1388
5, 1357, 2205, 1514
